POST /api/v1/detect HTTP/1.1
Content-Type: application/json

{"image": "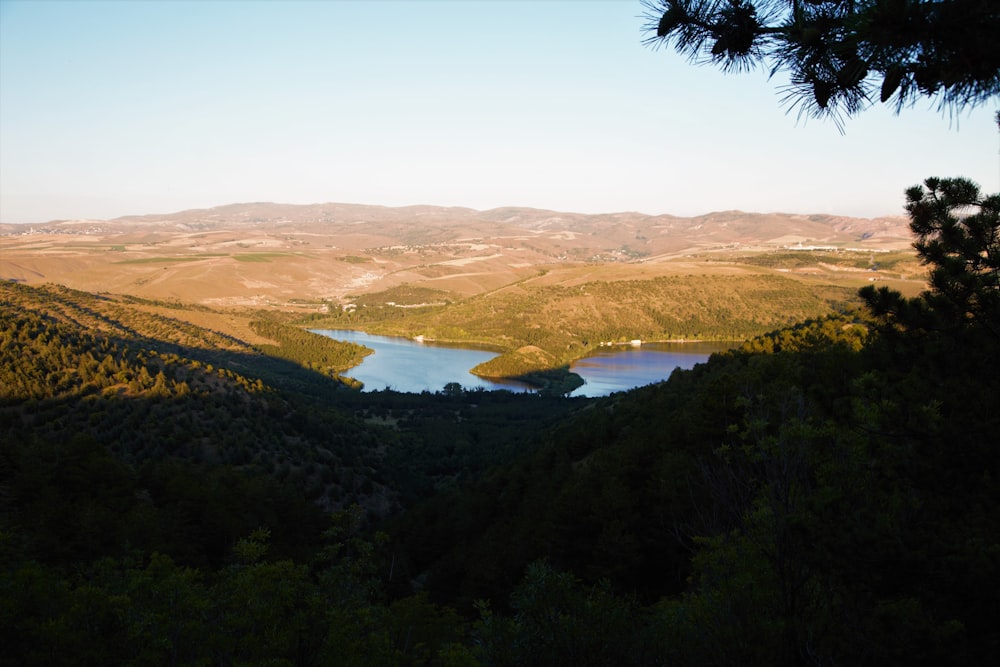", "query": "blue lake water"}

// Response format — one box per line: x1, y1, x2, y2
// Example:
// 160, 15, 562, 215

312, 330, 732, 397
312, 330, 532, 393
568, 342, 731, 397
